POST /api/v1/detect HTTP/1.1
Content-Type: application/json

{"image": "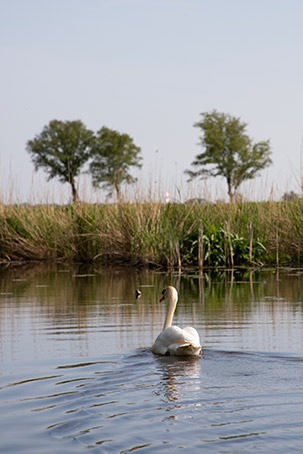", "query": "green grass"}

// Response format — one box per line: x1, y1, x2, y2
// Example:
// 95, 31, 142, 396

0, 200, 303, 269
